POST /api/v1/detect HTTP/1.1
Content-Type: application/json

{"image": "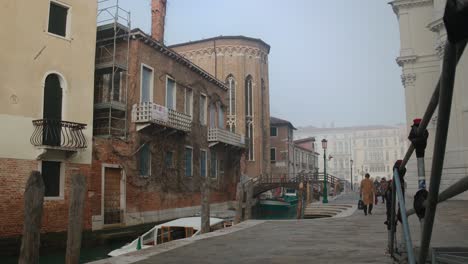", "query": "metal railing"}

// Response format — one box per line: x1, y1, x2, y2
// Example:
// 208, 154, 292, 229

30, 119, 87, 149
131, 102, 192, 132
387, 3, 468, 263
208, 127, 245, 148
